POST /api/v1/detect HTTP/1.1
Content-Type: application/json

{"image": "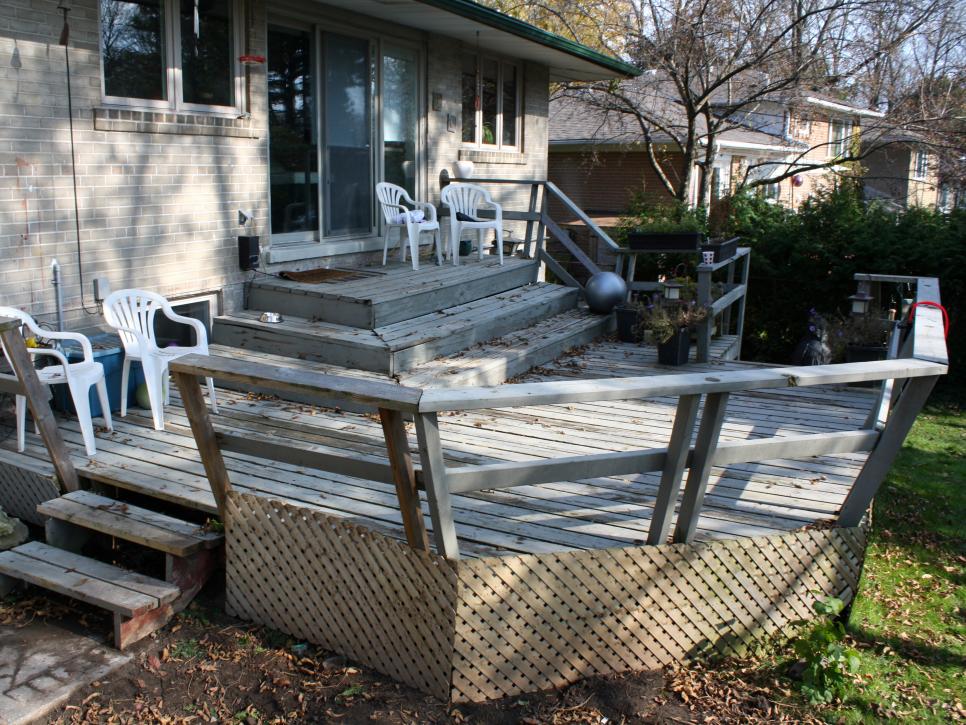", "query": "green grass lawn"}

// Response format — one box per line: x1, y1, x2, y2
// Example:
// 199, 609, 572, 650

831, 402, 965, 722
